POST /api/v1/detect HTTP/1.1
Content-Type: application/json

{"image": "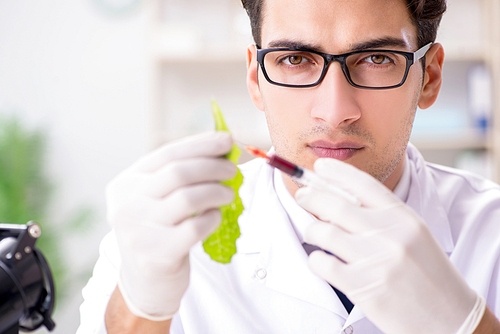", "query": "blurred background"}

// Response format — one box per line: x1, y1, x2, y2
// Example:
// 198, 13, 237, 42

0, 0, 498, 333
